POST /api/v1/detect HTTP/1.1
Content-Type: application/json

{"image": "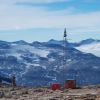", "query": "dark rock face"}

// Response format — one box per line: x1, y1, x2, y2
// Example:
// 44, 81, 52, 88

0, 39, 100, 86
